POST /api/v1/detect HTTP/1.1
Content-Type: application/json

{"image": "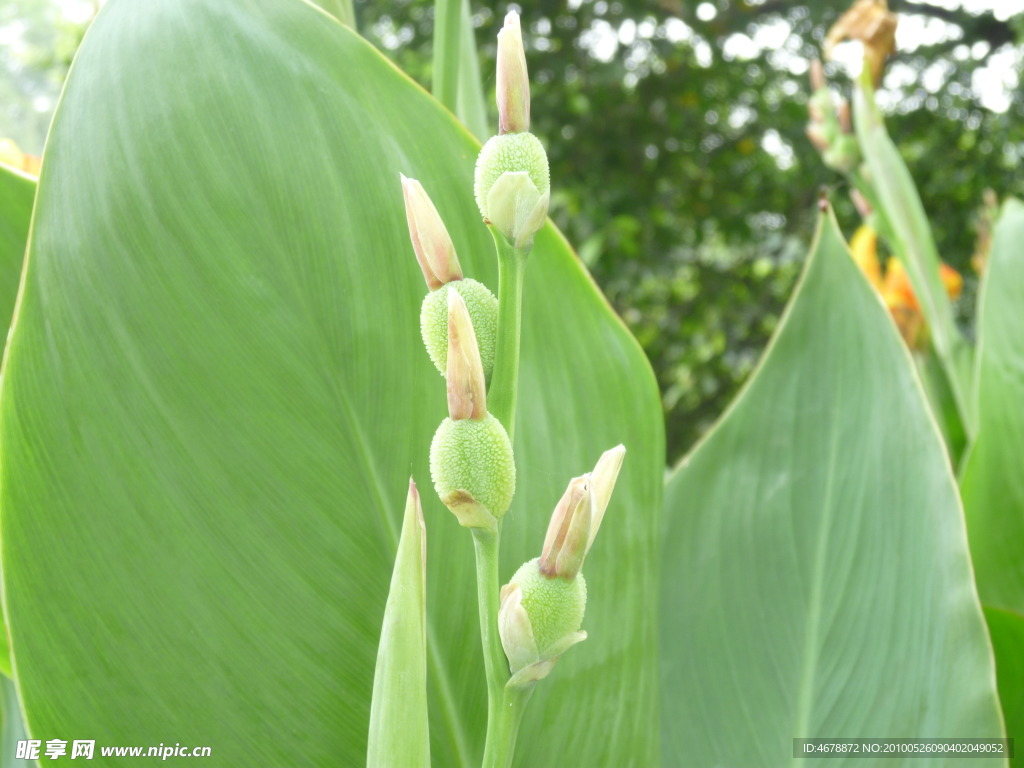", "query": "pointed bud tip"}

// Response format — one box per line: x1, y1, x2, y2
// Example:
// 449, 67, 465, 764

496, 9, 530, 133
446, 291, 487, 420
402, 176, 462, 289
